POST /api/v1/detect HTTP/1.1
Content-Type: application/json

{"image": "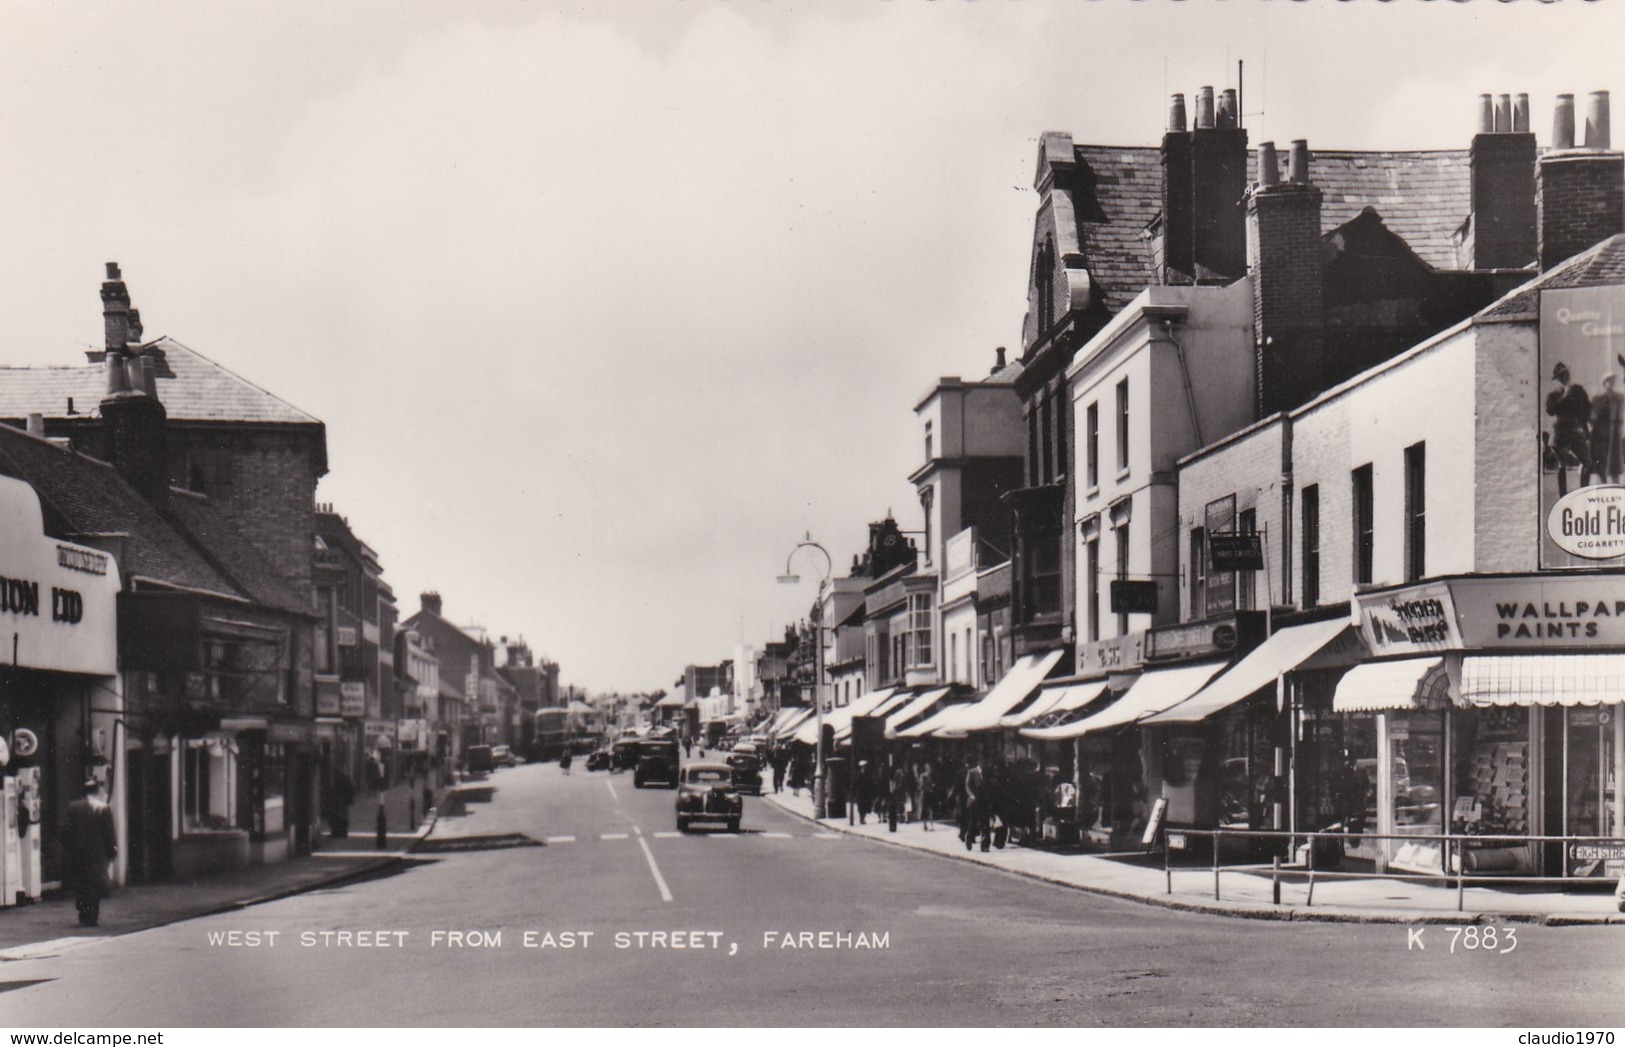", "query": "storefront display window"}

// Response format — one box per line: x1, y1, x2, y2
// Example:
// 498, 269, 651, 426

1385, 710, 1446, 872
1561, 706, 1624, 878
1452, 705, 1533, 874
182, 734, 238, 832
